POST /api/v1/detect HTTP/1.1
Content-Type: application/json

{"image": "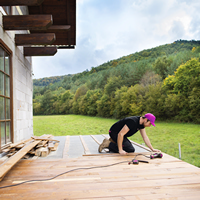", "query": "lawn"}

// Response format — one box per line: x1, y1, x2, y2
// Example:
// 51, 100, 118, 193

33, 114, 200, 167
